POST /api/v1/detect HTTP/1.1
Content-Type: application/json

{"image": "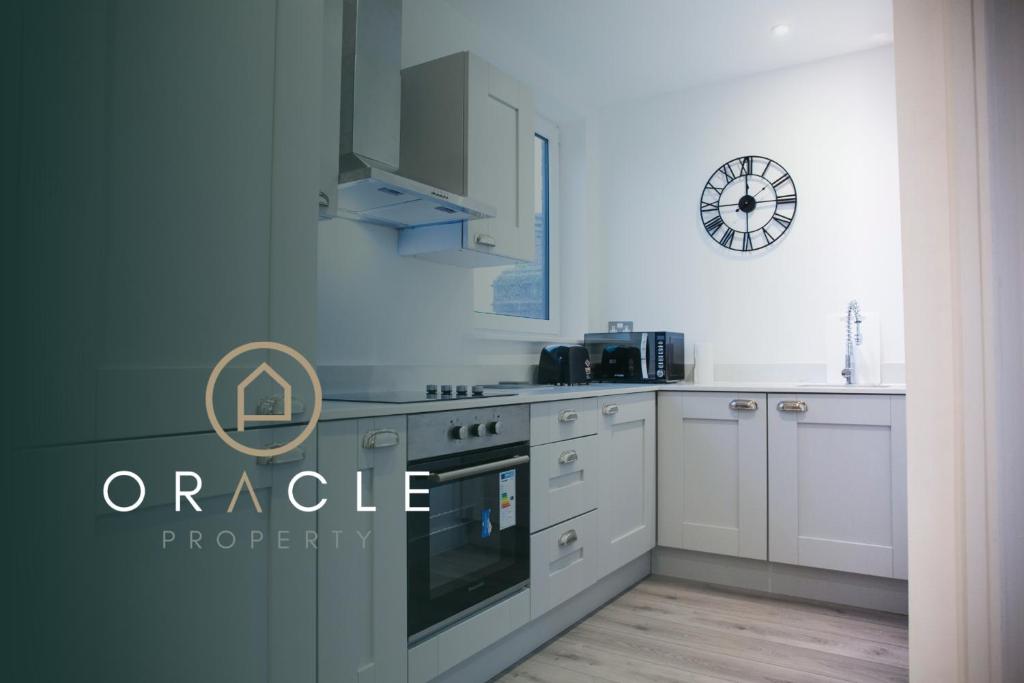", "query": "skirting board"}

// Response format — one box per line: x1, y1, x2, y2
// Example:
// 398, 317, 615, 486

653, 547, 908, 614
432, 553, 652, 683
